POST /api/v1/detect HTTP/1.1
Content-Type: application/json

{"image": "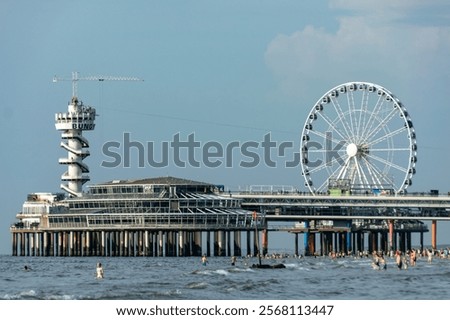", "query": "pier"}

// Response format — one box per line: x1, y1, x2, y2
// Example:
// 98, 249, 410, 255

10, 185, 450, 257
234, 190, 450, 255
9, 80, 450, 257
